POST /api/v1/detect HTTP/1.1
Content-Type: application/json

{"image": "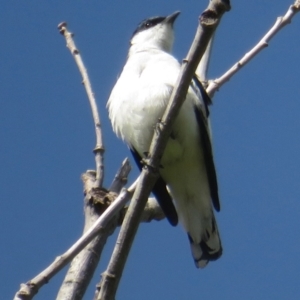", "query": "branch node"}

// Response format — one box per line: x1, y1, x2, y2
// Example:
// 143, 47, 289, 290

141, 158, 160, 174
201, 0, 231, 26
292, 1, 300, 11
210, 0, 231, 13
156, 118, 167, 135
57, 22, 67, 34
200, 10, 219, 26
43, 276, 49, 284
101, 271, 116, 280
93, 146, 105, 154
